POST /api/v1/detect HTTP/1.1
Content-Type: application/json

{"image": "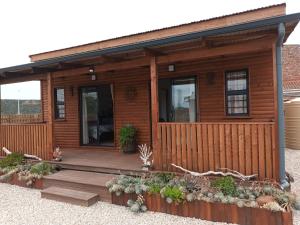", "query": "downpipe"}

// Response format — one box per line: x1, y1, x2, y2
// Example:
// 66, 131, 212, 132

276, 23, 289, 190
